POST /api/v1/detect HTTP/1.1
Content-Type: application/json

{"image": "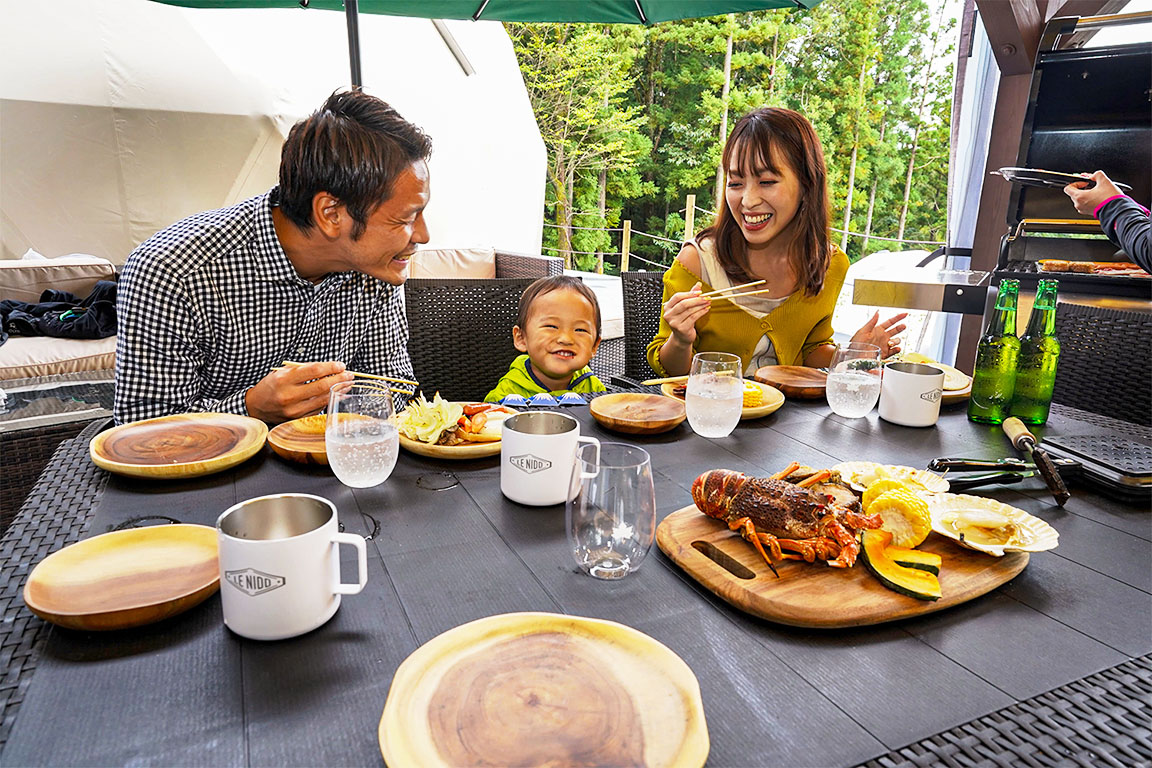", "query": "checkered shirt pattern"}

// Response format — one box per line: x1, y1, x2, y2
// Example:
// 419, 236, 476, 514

114, 188, 414, 424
